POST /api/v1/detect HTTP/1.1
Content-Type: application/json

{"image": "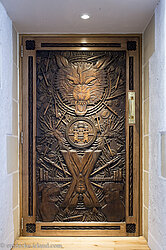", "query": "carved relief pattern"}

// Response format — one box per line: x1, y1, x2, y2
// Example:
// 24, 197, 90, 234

28, 56, 33, 216
127, 41, 137, 51
26, 40, 35, 50
36, 50, 126, 223
129, 57, 134, 90
126, 223, 136, 233
26, 223, 36, 233
129, 126, 133, 216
